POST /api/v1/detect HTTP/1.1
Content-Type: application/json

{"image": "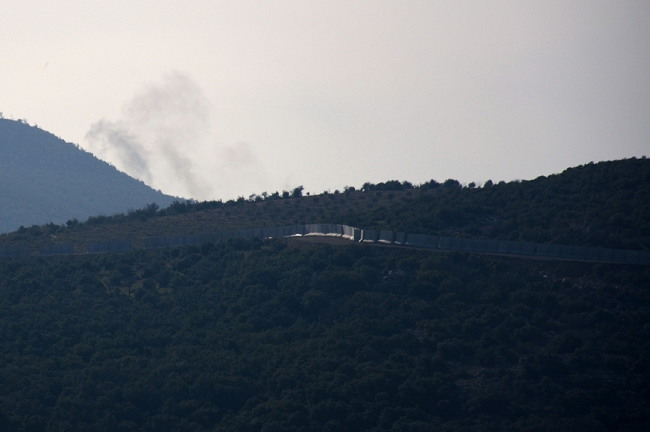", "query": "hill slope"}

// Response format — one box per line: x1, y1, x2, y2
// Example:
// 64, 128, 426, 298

0, 119, 178, 233
350, 158, 650, 250
0, 237, 648, 431
0, 158, 649, 431
2, 158, 647, 254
